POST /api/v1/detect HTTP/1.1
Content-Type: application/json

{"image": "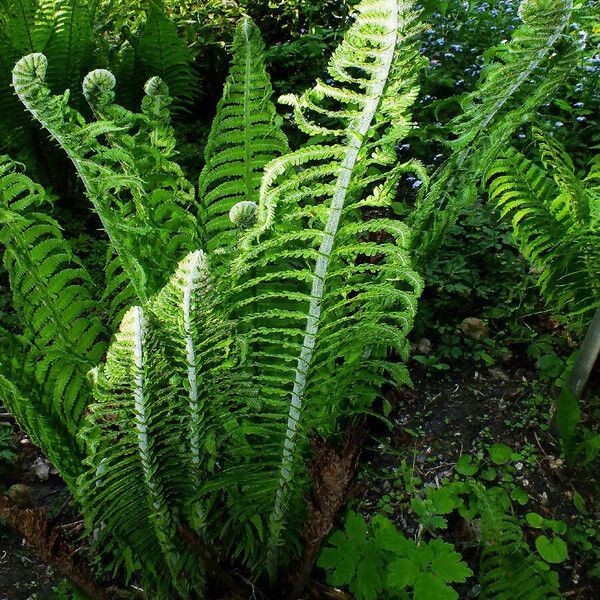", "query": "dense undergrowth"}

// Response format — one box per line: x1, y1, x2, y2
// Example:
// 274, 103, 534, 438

0, 0, 598, 599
